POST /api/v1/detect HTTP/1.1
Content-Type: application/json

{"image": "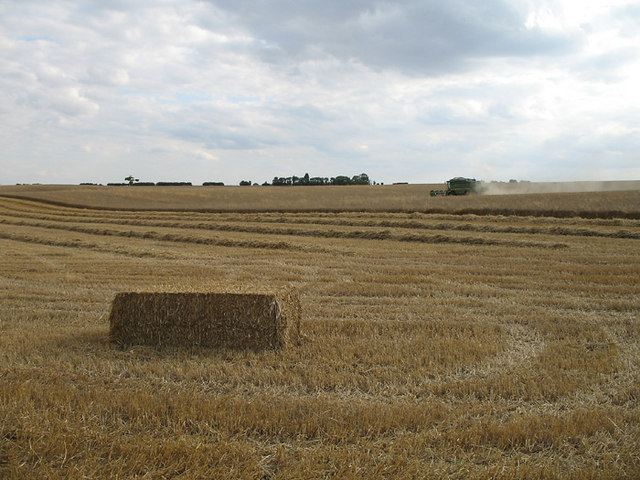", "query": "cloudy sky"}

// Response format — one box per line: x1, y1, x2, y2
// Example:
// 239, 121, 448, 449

1, 0, 639, 185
